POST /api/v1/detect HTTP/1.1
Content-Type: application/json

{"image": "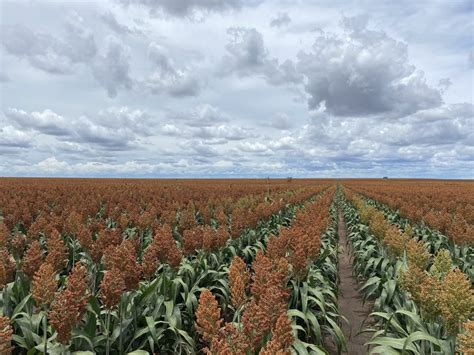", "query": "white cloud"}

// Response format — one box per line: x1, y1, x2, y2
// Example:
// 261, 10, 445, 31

296, 16, 442, 117
0, 2, 472, 178
5, 108, 69, 136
